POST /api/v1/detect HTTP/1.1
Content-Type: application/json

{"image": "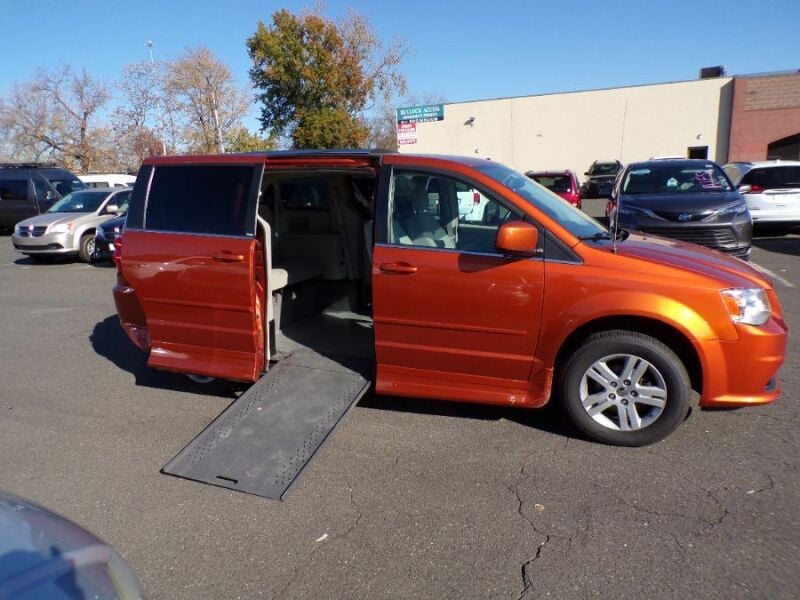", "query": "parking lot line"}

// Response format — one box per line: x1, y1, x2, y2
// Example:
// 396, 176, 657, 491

750, 262, 795, 288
